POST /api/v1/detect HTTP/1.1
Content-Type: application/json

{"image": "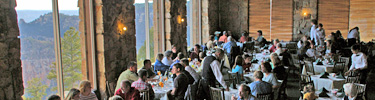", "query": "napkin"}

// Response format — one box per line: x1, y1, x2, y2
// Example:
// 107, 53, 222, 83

336, 73, 345, 79
317, 61, 323, 65
337, 88, 344, 92
251, 59, 258, 63
320, 72, 329, 78
337, 92, 346, 97
318, 91, 330, 97
318, 87, 329, 93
